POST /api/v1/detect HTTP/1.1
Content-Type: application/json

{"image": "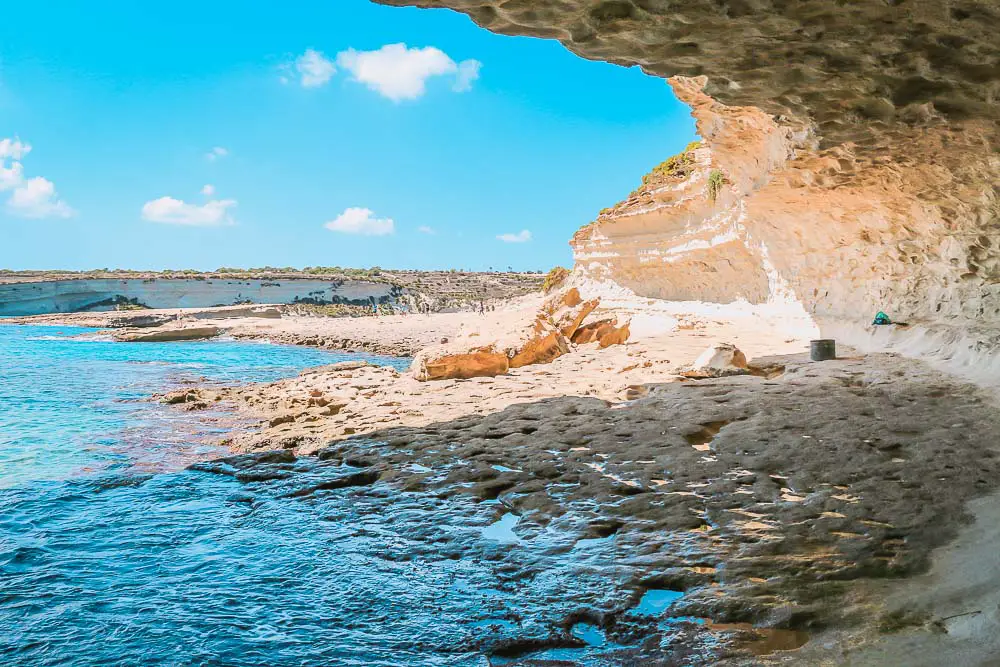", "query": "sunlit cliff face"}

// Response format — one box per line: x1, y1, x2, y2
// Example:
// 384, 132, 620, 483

377, 0, 1000, 332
